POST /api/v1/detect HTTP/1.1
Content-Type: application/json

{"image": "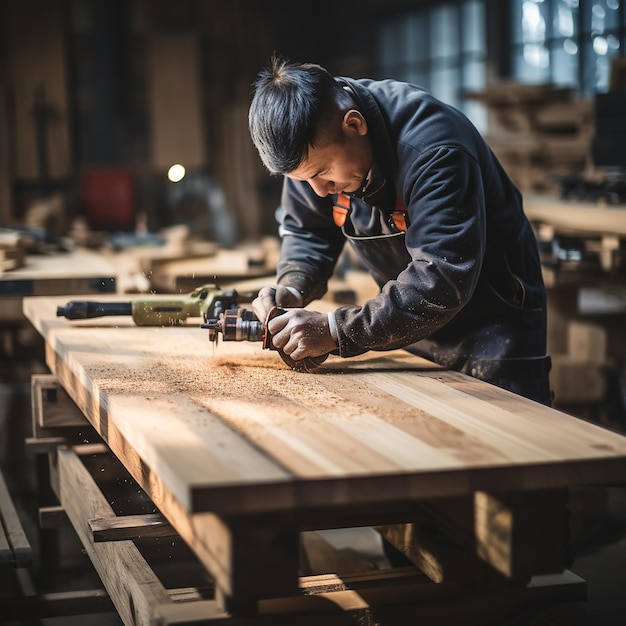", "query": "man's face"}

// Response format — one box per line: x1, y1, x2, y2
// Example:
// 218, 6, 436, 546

286, 110, 373, 198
